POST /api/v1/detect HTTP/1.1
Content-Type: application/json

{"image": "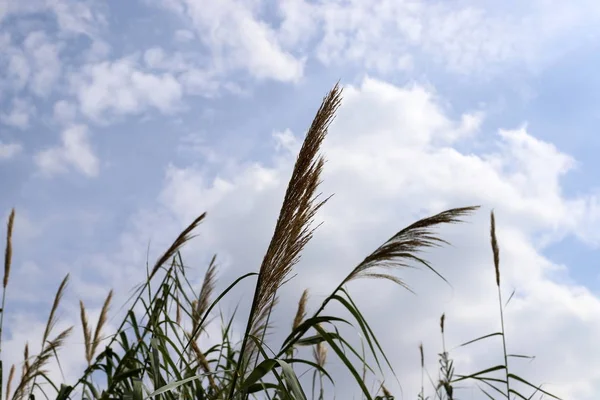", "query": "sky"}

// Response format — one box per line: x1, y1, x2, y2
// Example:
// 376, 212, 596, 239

2, 0, 600, 399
